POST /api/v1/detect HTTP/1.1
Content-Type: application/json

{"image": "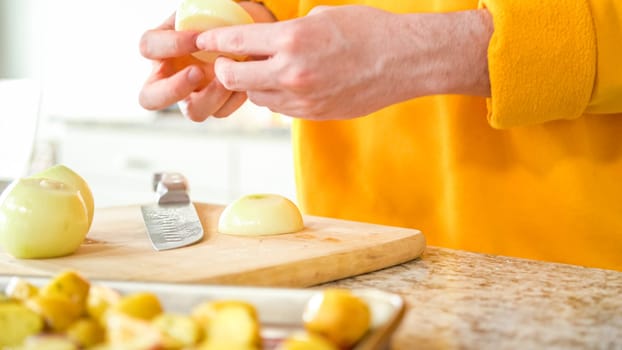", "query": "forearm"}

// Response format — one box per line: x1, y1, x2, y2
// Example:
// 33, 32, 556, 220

391, 9, 493, 99
195, 5, 493, 119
